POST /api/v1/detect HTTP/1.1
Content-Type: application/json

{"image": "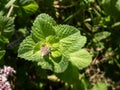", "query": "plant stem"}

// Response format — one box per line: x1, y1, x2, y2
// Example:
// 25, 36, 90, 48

7, 5, 14, 17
